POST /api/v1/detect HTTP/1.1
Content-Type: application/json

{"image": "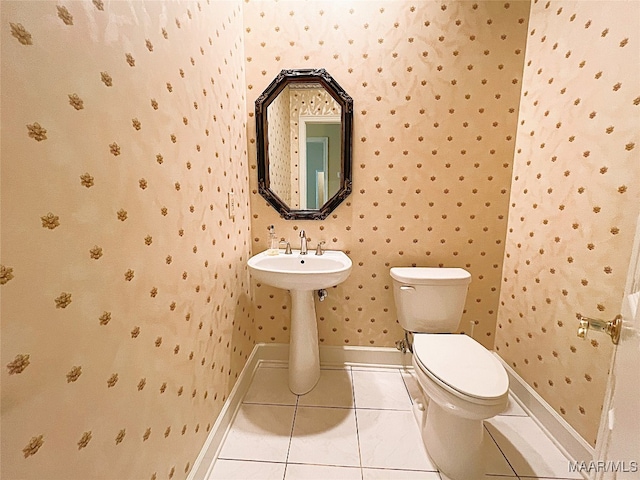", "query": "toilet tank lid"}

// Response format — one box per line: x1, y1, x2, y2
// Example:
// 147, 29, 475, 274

390, 267, 471, 285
